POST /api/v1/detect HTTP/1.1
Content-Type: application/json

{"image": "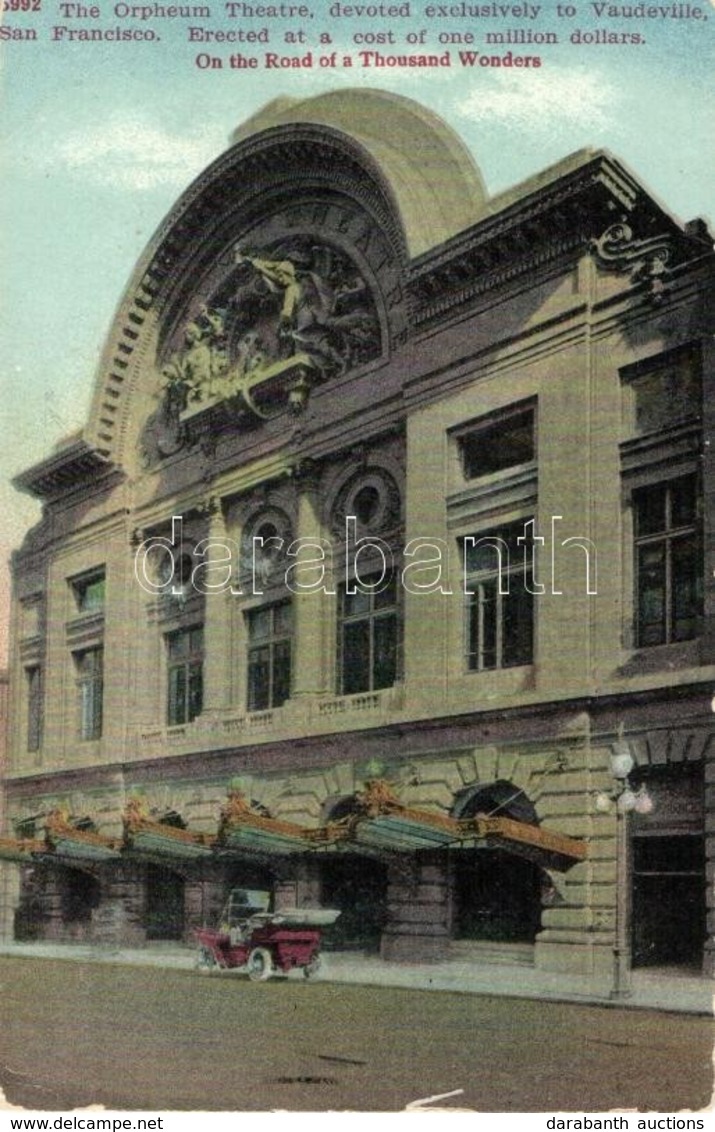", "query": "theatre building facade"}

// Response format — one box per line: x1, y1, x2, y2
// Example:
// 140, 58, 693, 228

3, 90, 715, 988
